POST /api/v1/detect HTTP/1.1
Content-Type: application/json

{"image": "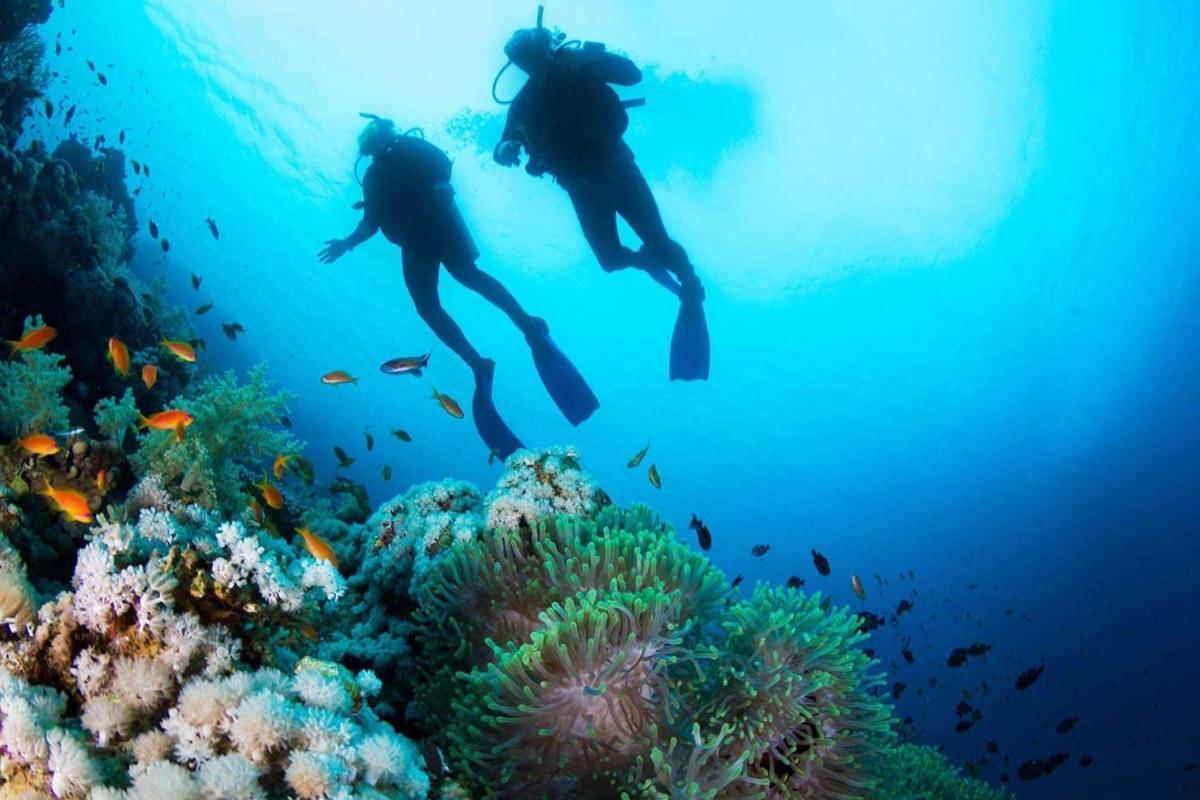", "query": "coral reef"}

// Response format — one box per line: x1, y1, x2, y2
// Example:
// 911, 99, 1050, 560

129, 365, 299, 516
412, 503, 893, 798
484, 445, 604, 531
0, 321, 71, 438
869, 743, 1013, 800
